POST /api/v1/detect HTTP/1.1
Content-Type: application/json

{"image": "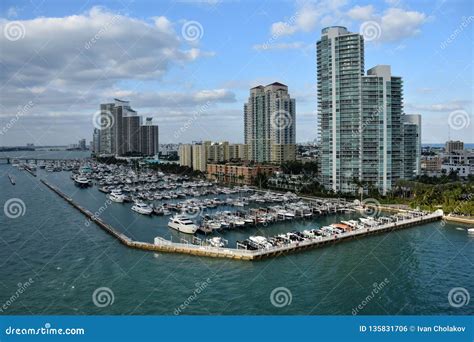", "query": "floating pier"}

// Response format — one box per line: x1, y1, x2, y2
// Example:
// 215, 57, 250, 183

41, 179, 444, 261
